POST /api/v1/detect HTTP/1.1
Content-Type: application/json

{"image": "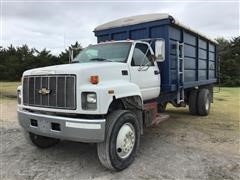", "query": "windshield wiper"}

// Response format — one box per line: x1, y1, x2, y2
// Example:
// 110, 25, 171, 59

89, 58, 113, 62
71, 61, 79, 63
